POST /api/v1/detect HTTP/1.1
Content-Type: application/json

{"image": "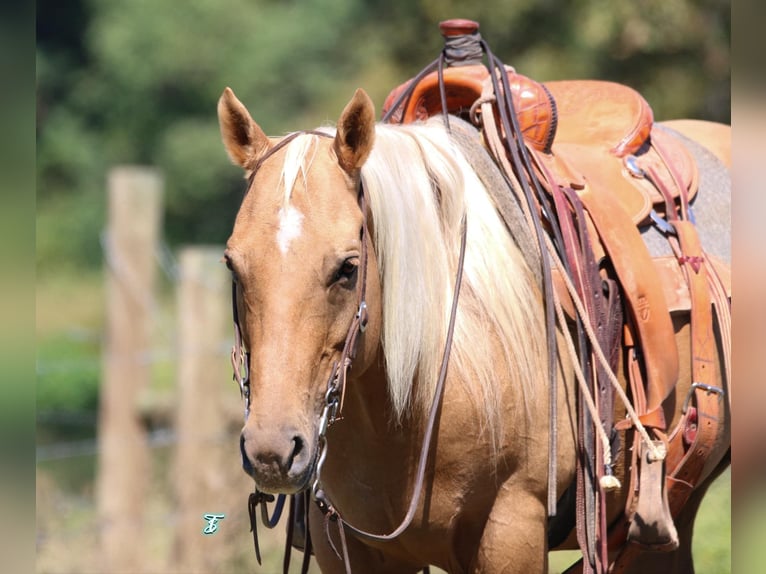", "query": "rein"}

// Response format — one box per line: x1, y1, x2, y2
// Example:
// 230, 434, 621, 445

230, 128, 468, 573
314, 215, 467, 546
383, 25, 566, 518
